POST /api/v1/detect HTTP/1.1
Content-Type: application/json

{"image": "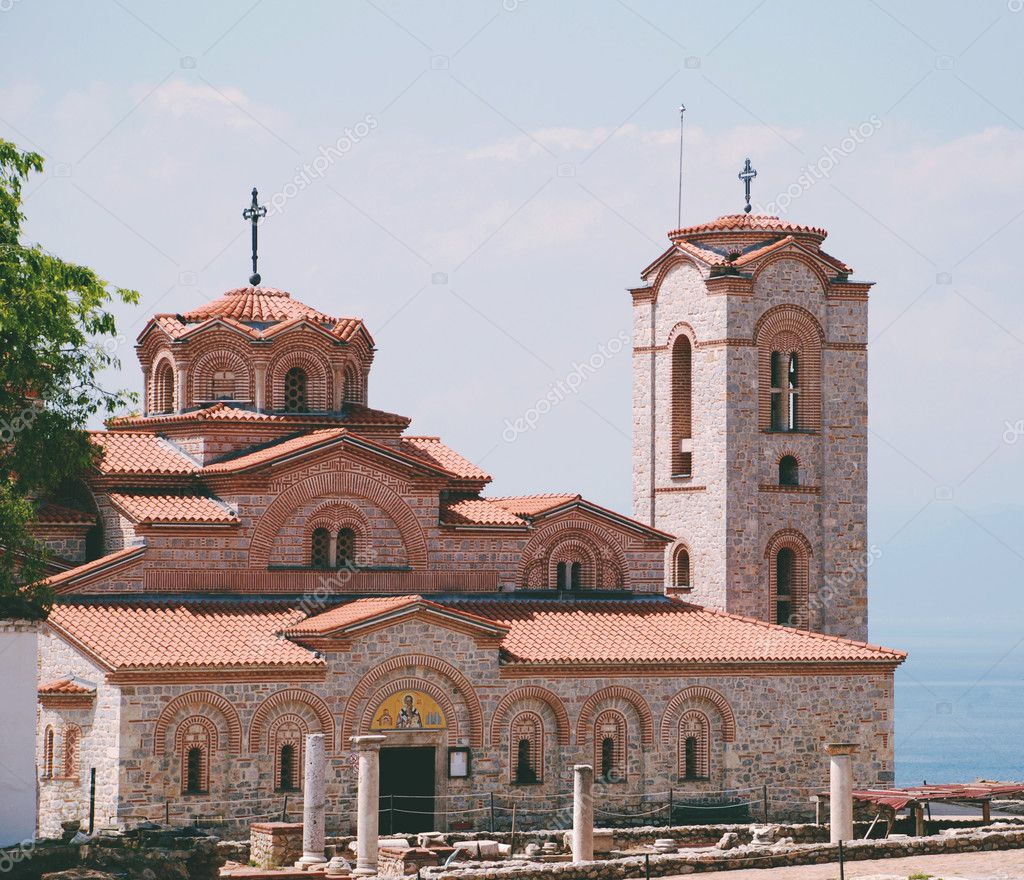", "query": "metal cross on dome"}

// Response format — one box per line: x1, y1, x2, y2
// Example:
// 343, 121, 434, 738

738, 158, 757, 214
241, 187, 268, 286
